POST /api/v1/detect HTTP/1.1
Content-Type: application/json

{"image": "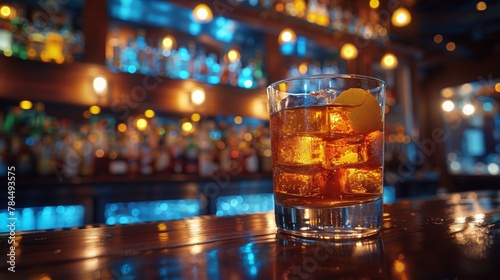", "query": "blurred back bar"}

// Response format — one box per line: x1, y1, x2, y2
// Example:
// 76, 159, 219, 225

0, 0, 499, 232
